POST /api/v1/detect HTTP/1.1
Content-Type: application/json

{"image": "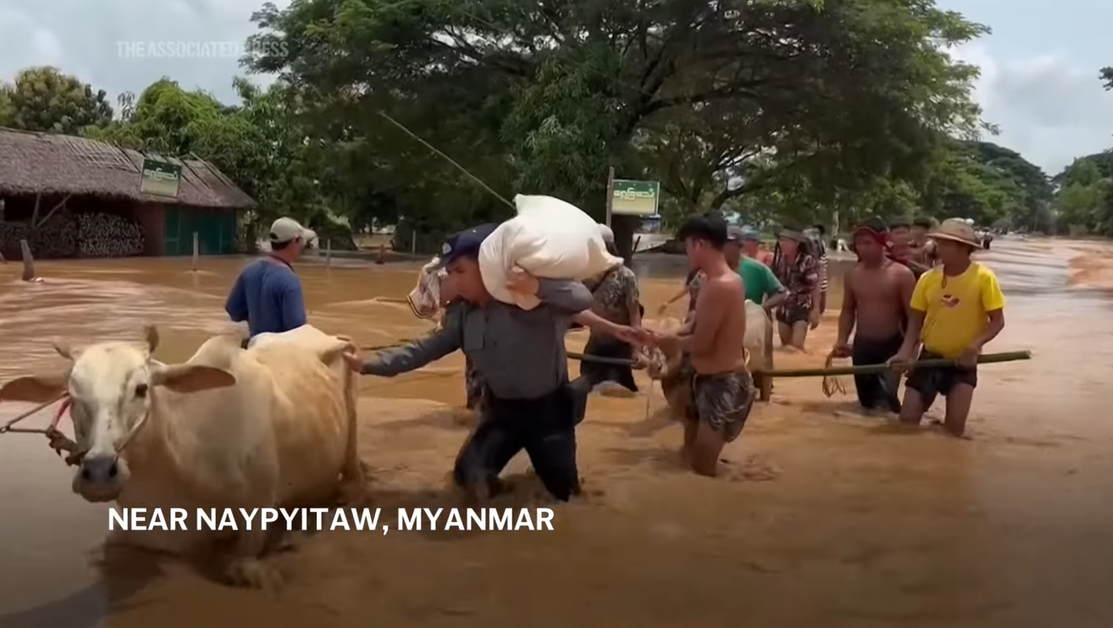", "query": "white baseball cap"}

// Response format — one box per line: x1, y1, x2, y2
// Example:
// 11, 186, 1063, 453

269, 217, 316, 245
